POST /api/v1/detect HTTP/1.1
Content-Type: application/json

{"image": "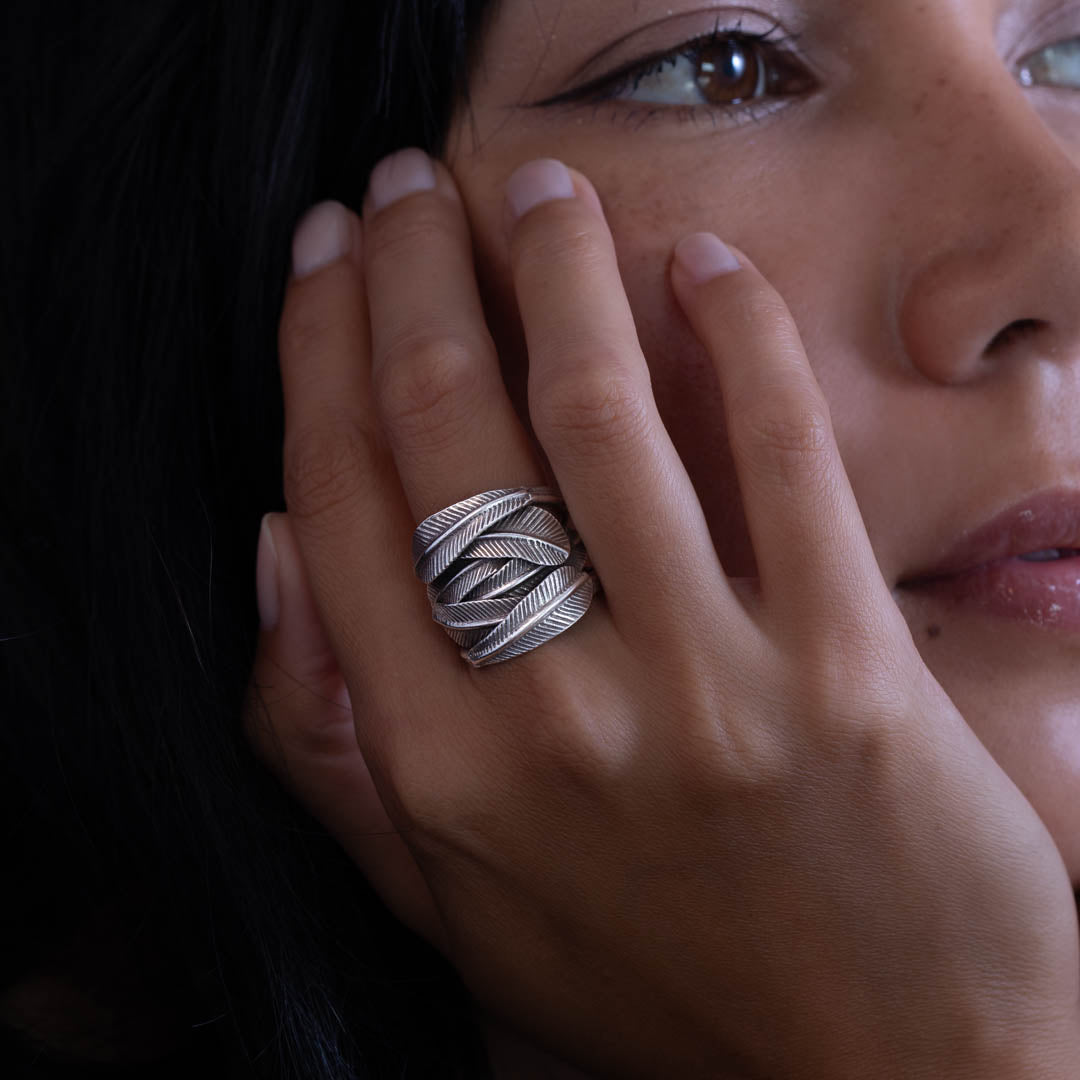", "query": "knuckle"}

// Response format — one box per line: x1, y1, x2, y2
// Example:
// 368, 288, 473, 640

283, 415, 383, 522
731, 396, 833, 493
376, 334, 481, 445
533, 364, 649, 455
367, 210, 450, 265
787, 620, 913, 733
730, 290, 799, 336
523, 703, 631, 793
514, 222, 607, 277
279, 303, 335, 363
